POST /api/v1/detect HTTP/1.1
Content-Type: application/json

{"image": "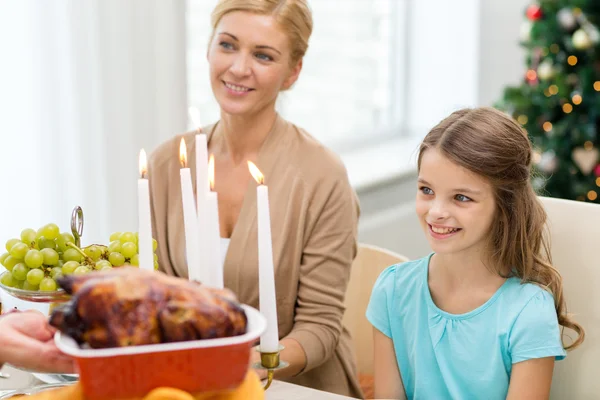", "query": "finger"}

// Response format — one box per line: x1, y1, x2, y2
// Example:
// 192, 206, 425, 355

32, 344, 76, 374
